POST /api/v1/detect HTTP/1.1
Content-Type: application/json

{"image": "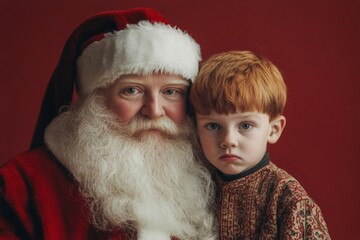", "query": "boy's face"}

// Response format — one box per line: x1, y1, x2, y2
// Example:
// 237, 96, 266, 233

196, 111, 285, 175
